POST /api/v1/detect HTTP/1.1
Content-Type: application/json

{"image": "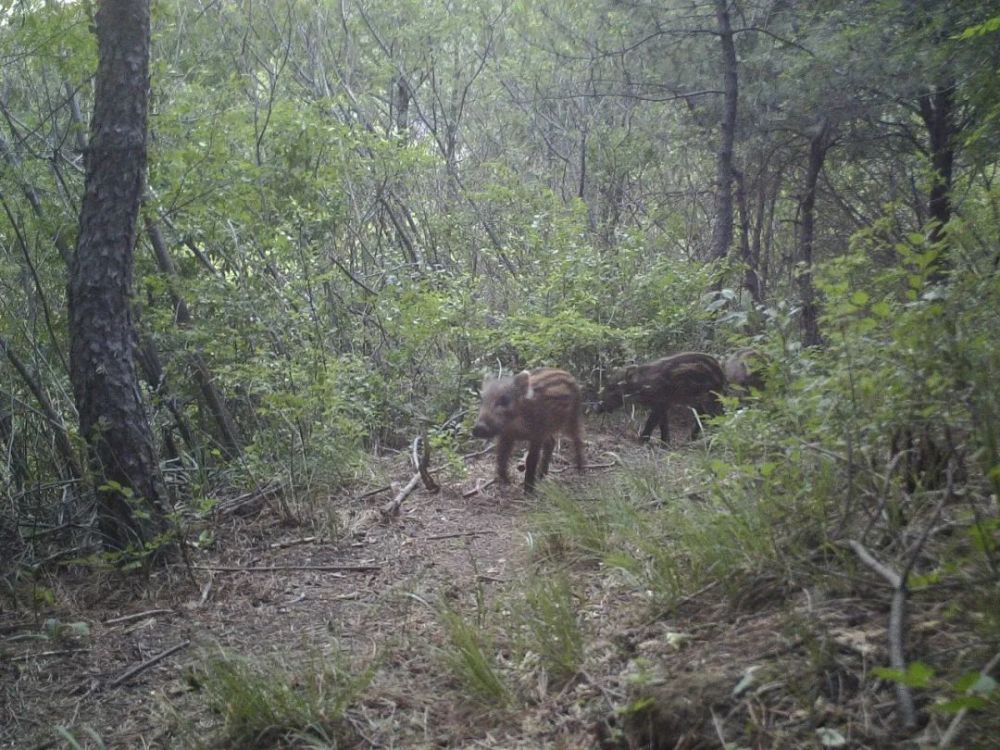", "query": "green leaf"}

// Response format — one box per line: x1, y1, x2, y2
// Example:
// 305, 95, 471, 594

955, 15, 1000, 39
955, 672, 997, 696
871, 301, 892, 318
873, 662, 934, 688
934, 695, 988, 714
